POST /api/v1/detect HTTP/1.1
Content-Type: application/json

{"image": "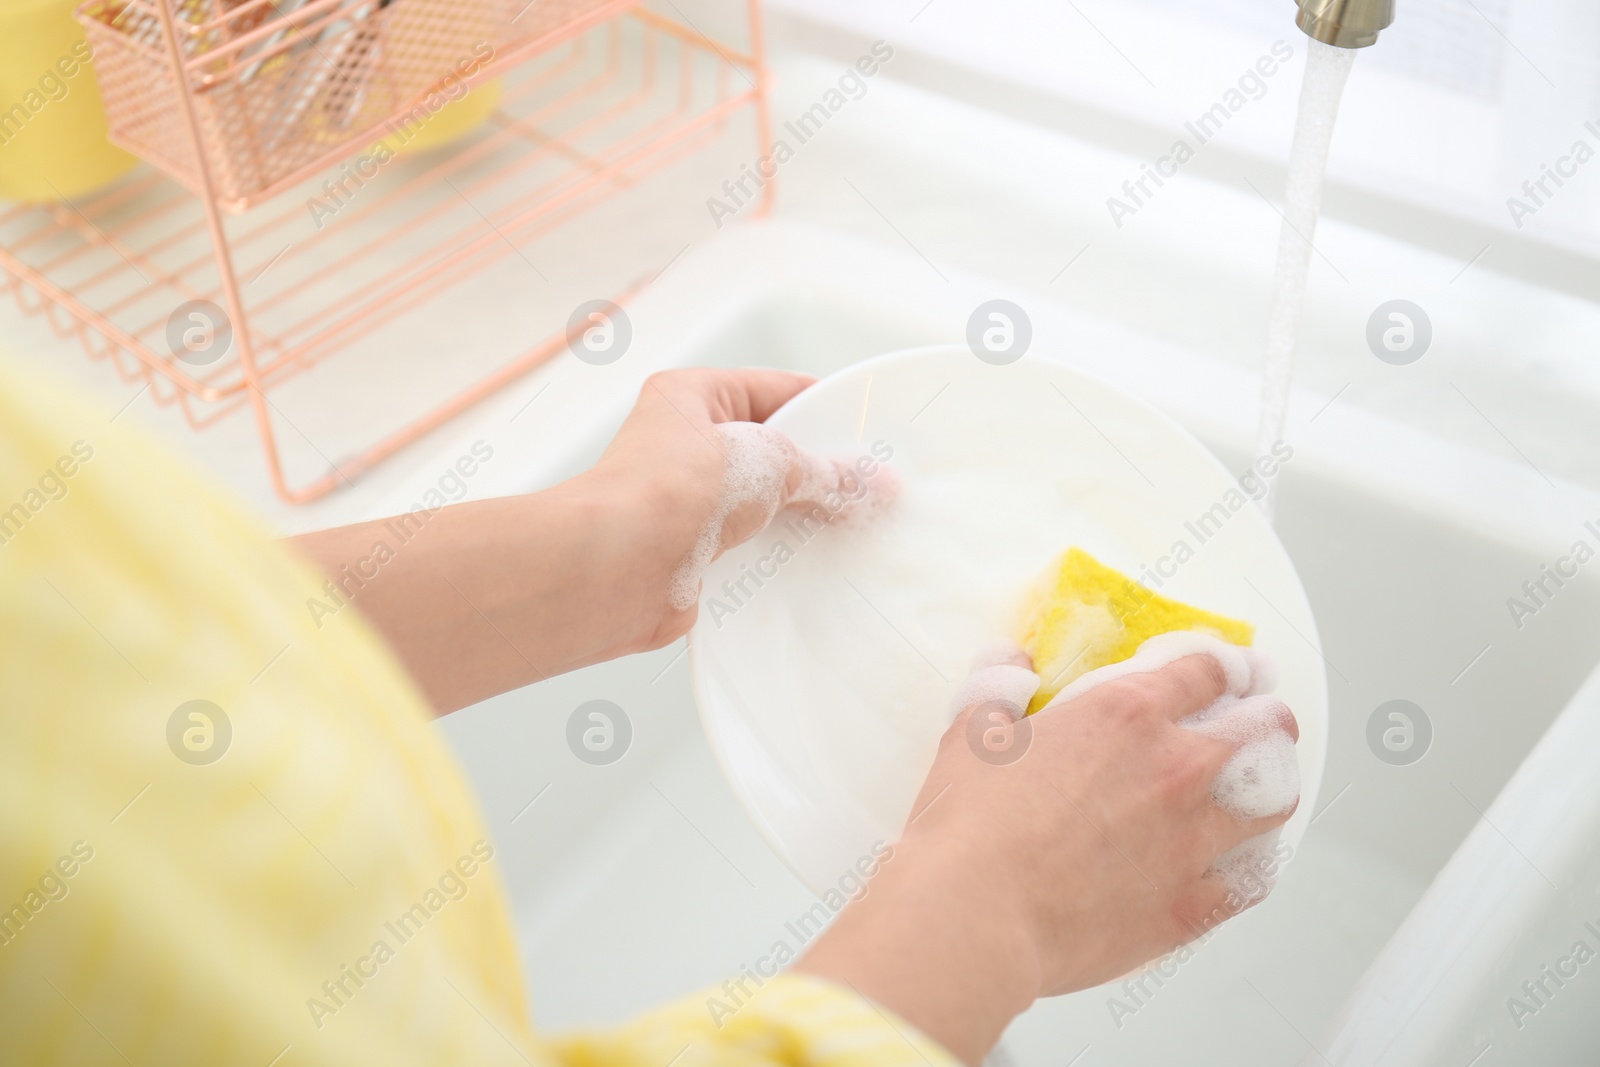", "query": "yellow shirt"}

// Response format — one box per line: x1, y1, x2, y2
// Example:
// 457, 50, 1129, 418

0, 363, 955, 1067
